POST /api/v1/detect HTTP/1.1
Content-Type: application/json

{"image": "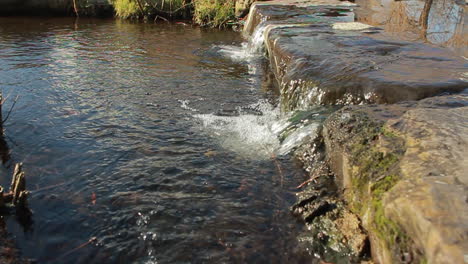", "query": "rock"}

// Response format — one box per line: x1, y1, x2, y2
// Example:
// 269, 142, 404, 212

383, 100, 468, 264
354, 0, 467, 56
319, 91, 468, 263
292, 135, 370, 261
243, 1, 467, 109
243, 0, 357, 35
